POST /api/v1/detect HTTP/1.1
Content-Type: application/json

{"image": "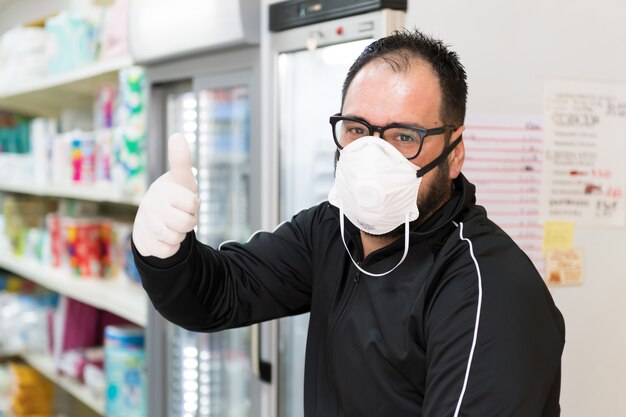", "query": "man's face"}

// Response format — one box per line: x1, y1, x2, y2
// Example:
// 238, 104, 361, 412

341, 58, 464, 225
